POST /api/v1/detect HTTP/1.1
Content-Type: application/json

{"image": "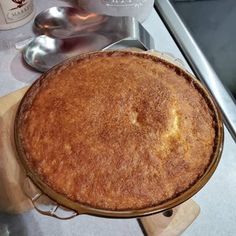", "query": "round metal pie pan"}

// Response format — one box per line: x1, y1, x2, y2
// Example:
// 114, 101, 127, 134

14, 50, 224, 218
